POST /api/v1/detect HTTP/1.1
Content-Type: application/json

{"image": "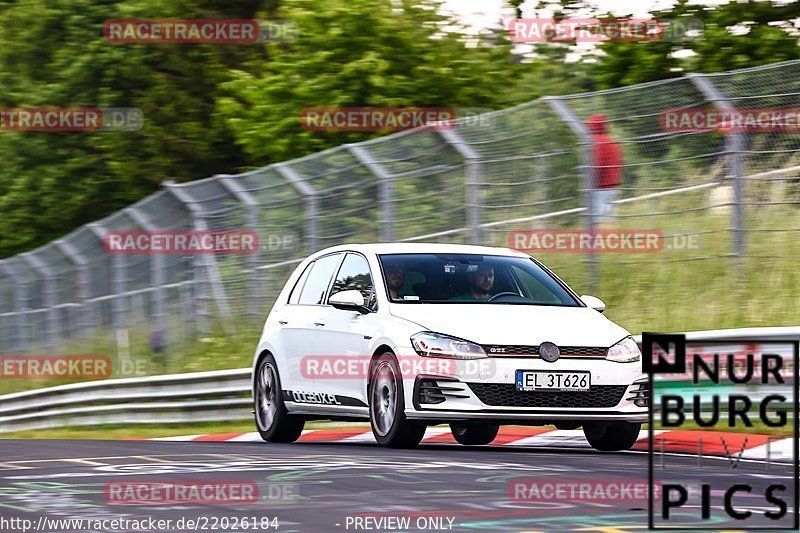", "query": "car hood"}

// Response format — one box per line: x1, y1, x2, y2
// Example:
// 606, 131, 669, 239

389, 304, 630, 347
